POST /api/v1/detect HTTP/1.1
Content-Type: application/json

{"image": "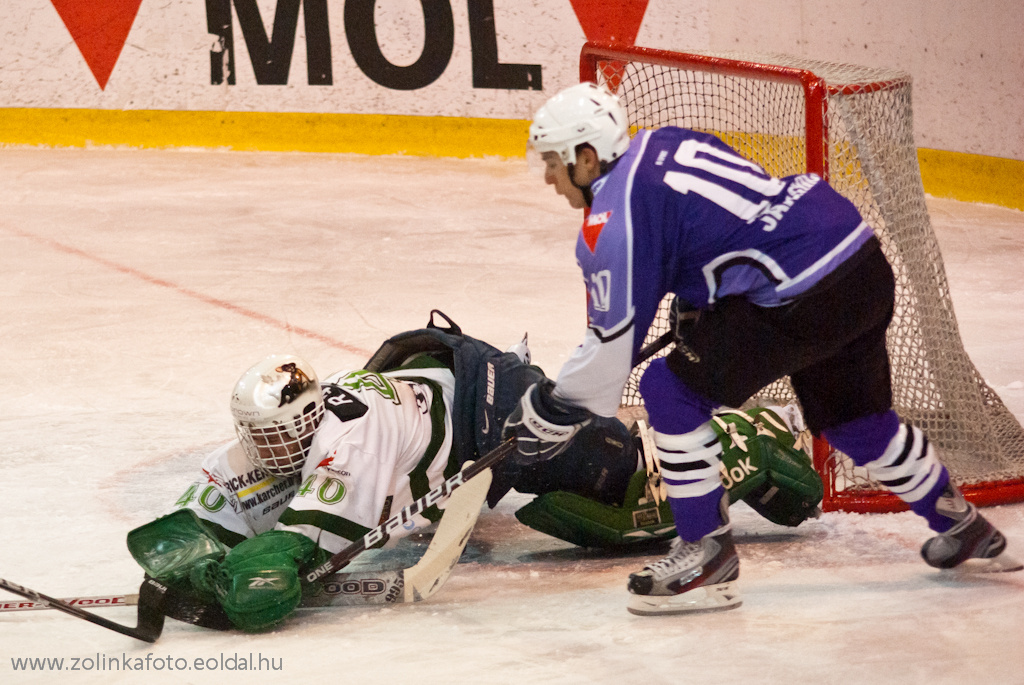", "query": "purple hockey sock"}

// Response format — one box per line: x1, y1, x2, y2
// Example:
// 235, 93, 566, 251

822, 410, 901, 465
669, 487, 728, 542
825, 411, 954, 532
638, 358, 717, 434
